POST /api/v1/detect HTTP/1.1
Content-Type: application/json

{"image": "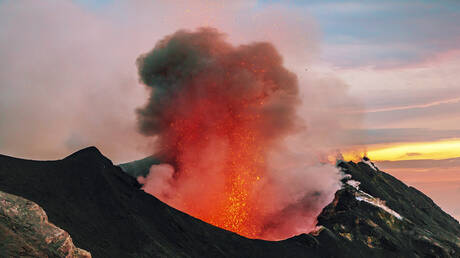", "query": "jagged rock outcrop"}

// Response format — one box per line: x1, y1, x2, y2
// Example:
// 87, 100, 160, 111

0, 191, 91, 257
